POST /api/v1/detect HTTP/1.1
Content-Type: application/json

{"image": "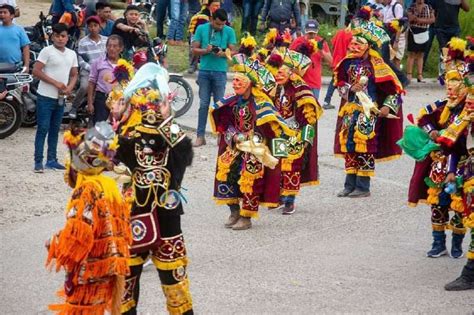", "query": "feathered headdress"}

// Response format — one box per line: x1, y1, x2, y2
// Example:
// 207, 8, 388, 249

464, 36, 474, 70
113, 59, 134, 85
263, 28, 278, 48
262, 28, 292, 49
293, 40, 318, 59
442, 37, 469, 77
255, 47, 270, 63
386, 19, 401, 35
351, 17, 390, 48
275, 29, 292, 48
356, 6, 372, 21
265, 52, 284, 76
239, 32, 258, 57
446, 37, 467, 62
